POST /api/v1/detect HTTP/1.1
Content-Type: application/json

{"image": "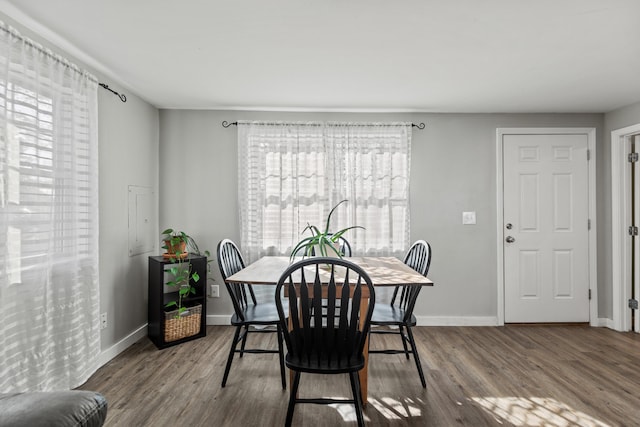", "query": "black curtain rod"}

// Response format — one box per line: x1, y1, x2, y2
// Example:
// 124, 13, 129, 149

99, 83, 127, 102
222, 121, 425, 129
